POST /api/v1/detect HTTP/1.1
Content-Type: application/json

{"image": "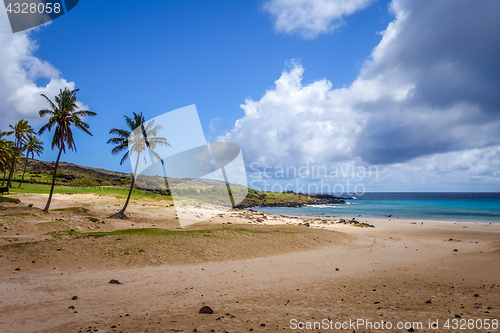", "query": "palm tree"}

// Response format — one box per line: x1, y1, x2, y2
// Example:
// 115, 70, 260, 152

0, 130, 10, 176
0, 130, 14, 185
6, 120, 35, 187
1, 141, 20, 186
18, 134, 44, 188
39, 88, 96, 213
107, 112, 169, 219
